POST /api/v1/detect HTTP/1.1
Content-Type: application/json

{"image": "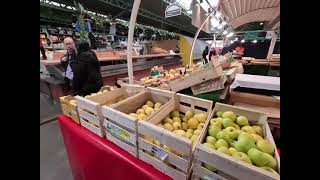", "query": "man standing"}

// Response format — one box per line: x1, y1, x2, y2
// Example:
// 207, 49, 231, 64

61, 37, 103, 96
